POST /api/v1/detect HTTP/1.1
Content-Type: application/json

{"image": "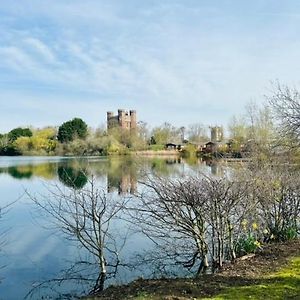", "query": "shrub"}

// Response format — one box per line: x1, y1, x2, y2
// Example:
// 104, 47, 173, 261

236, 235, 262, 256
